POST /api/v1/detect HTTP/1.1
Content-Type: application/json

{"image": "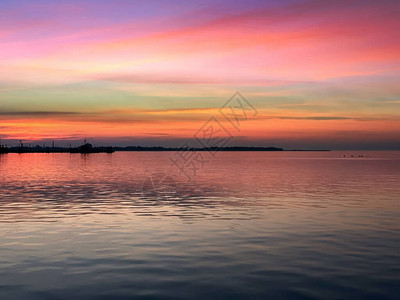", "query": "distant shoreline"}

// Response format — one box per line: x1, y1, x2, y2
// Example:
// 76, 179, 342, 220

0, 146, 331, 153
113, 147, 331, 152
